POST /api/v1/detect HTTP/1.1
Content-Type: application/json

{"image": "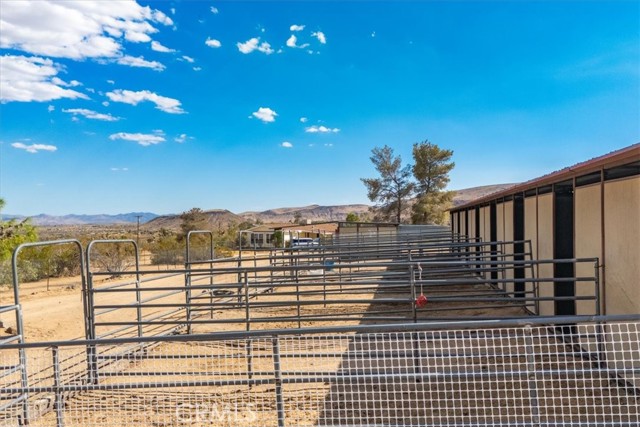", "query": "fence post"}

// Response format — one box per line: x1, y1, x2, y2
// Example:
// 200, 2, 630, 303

524, 325, 541, 426
594, 259, 601, 316
409, 252, 417, 323
184, 263, 192, 335
244, 271, 254, 382
272, 337, 286, 427
86, 272, 98, 385
52, 346, 65, 427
